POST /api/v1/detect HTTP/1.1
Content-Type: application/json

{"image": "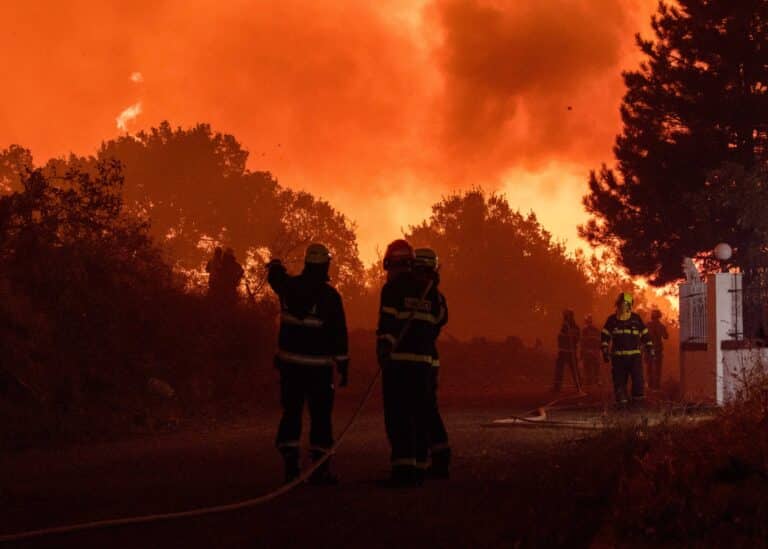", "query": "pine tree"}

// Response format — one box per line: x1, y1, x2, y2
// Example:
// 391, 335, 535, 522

581, 0, 768, 285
